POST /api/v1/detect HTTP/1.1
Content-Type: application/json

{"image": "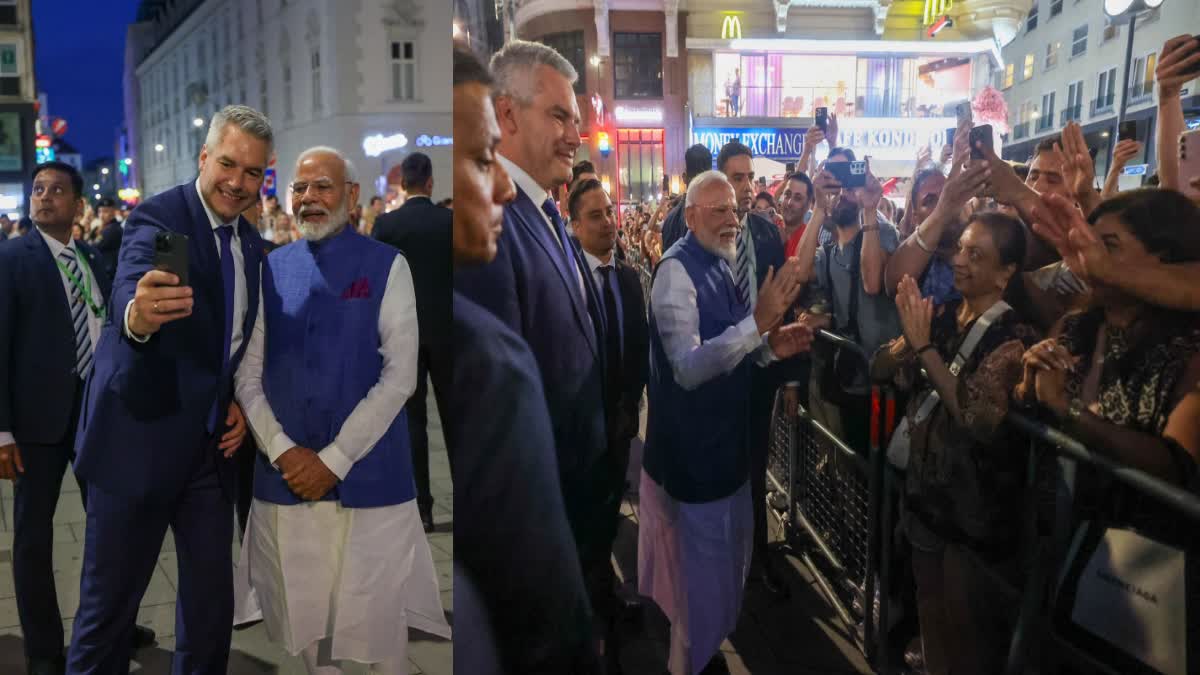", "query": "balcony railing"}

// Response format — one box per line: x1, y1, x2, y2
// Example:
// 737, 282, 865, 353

1060, 105, 1082, 125
1090, 94, 1115, 116
712, 85, 971, 120
1013, 121, 1031, 140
